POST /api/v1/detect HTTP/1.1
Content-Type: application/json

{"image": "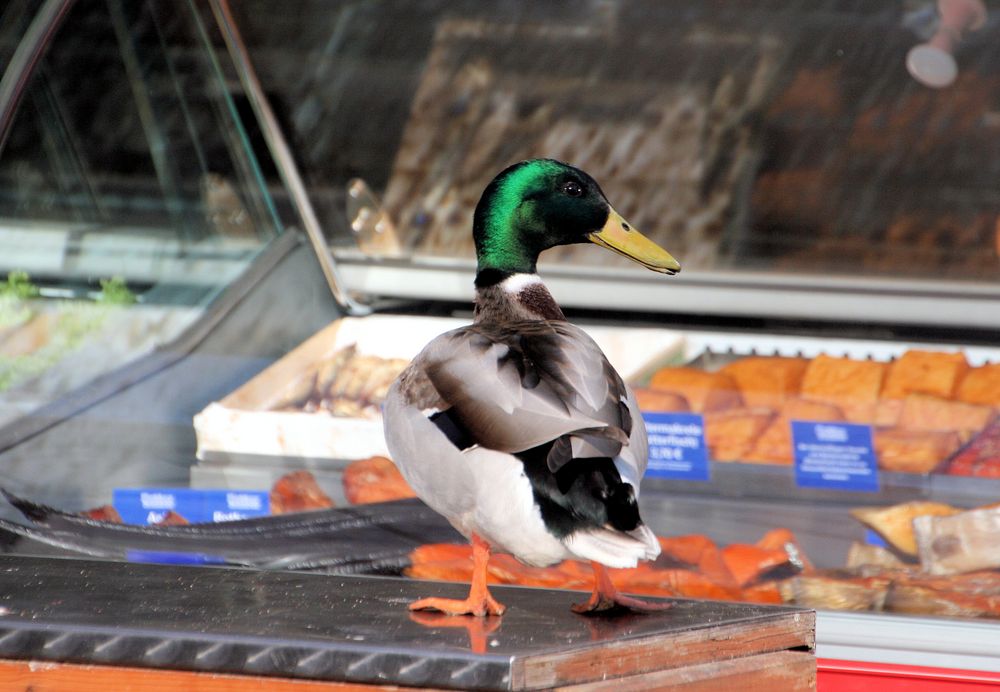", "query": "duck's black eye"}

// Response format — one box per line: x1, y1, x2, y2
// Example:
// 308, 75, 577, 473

560, 181, 583, 197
